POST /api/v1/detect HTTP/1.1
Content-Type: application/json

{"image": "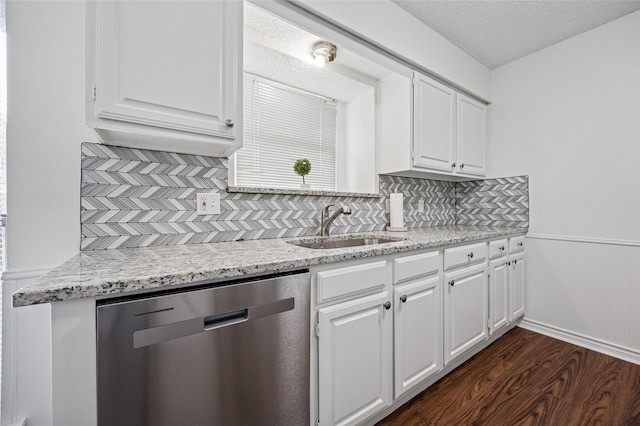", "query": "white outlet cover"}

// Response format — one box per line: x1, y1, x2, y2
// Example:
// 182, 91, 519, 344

196, 192, 221, 215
